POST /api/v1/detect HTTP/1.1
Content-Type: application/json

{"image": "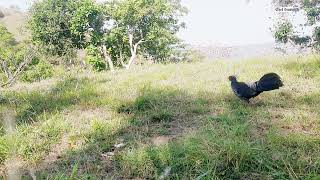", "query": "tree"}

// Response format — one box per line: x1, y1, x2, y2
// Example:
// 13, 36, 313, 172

29, 0, 77, 57
29, 0, 187, 71
273, 0, 320, 50
0, 24, 36, 87
28, 0, 115, 70
104, 0, 187, 69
